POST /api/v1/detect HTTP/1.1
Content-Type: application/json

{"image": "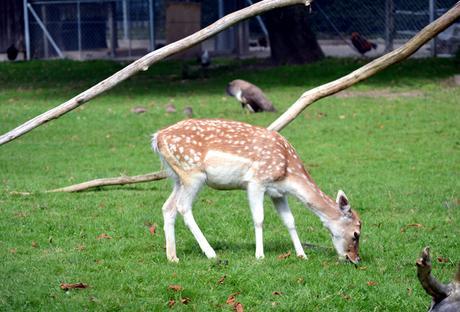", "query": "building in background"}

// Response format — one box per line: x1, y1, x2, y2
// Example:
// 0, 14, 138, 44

0, 0, 458, 61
